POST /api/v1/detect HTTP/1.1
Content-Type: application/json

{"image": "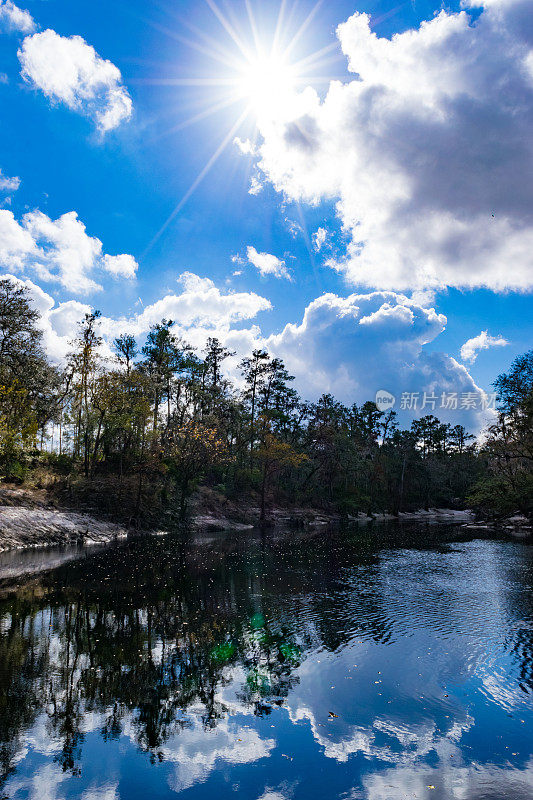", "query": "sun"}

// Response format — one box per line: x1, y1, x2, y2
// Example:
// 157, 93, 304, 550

237, 51, 298, 117
143, 0, 341, 250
